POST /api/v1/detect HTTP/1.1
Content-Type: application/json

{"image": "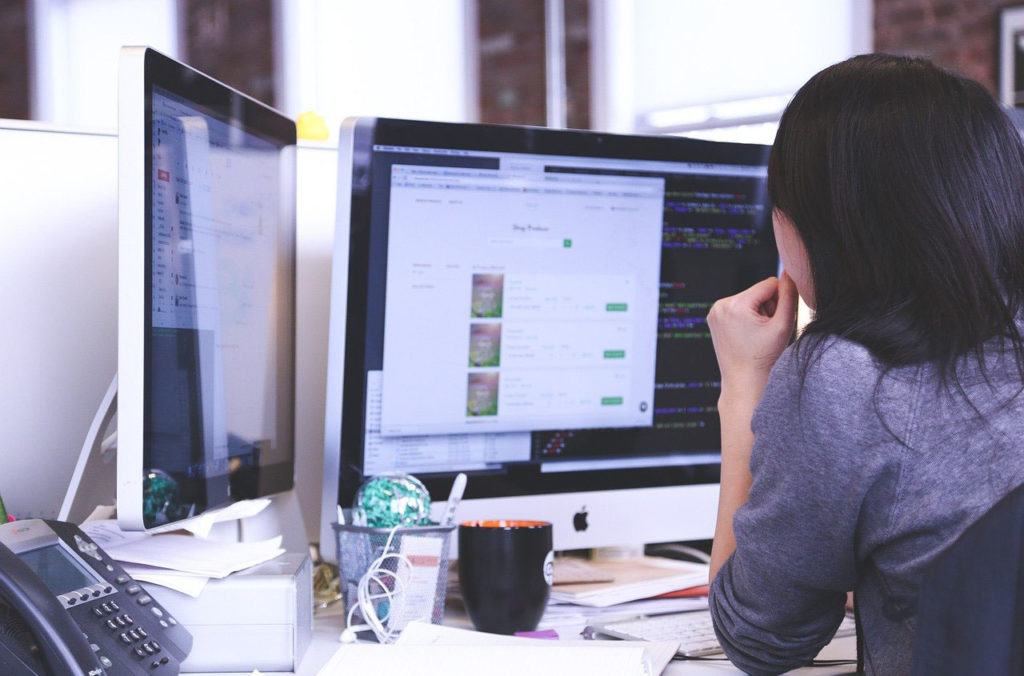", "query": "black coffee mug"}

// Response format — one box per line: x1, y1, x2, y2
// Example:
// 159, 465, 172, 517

458, 520, 553, 634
